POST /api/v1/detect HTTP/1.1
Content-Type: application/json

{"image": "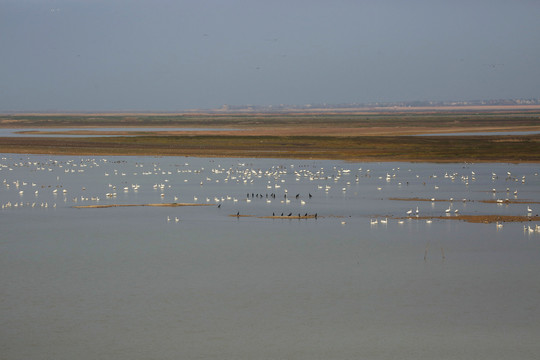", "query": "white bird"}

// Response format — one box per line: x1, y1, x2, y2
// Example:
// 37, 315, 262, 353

380, 218, 388, 224
527, 206, 532, 213
370, 219, 378, 225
